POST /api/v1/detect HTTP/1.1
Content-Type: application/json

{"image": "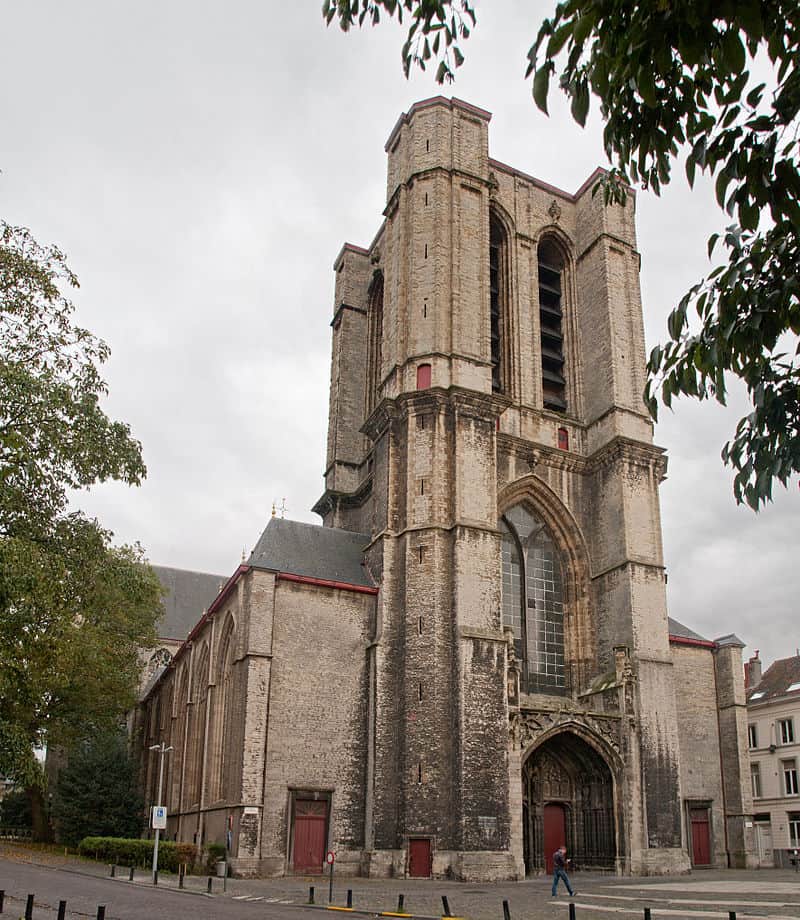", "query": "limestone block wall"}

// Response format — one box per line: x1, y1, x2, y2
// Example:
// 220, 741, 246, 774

671, 643, 727, 865
258, 578, 374, 877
